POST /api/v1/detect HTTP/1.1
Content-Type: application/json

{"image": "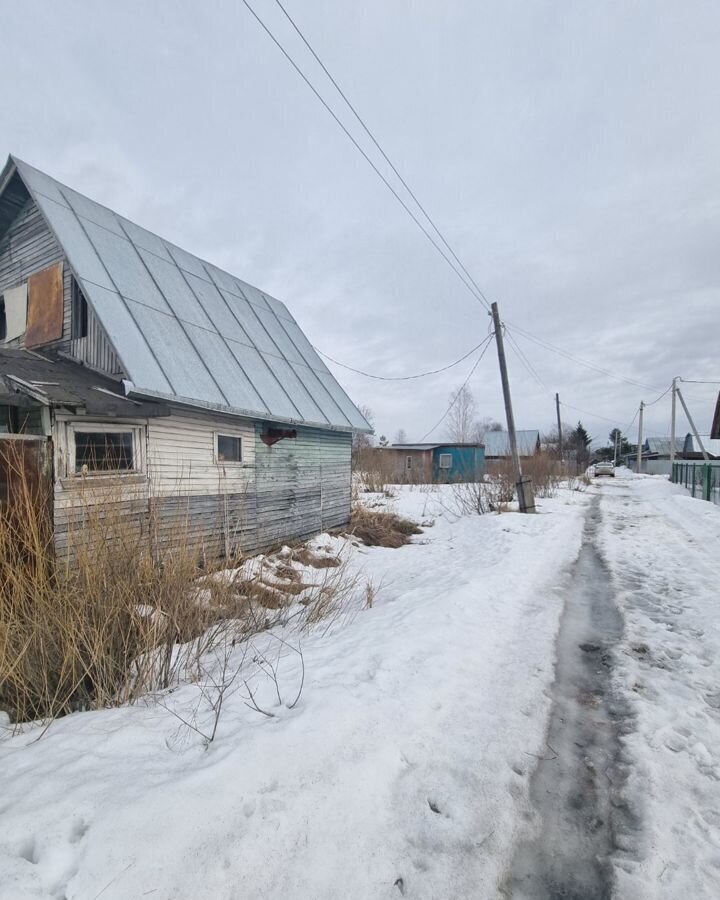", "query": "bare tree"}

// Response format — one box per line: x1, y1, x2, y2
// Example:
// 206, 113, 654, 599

352, 404, 375, 452
394, 428, 407, 445
446, 385, 477, 443
473, 417, 503, 442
